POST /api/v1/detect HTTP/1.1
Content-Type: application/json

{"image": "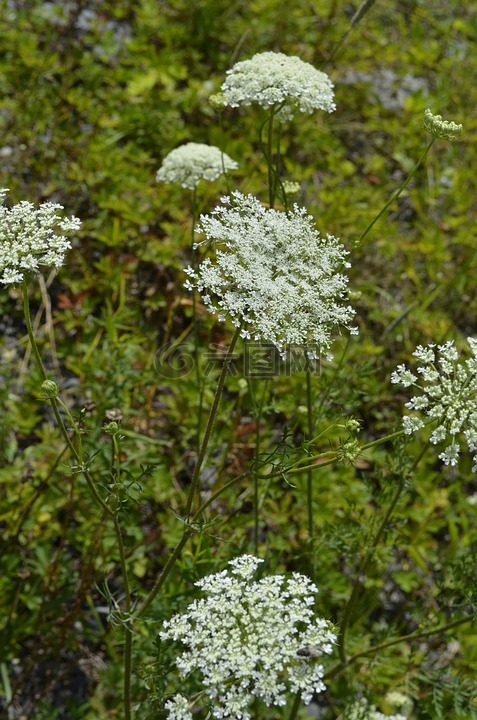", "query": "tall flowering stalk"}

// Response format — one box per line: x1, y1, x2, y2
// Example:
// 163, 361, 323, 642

157, 143, 238, 444
357, 109, 463, 245
219, 51, 335, 208
184, 190, 357, 558
0, 189, 136, 719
